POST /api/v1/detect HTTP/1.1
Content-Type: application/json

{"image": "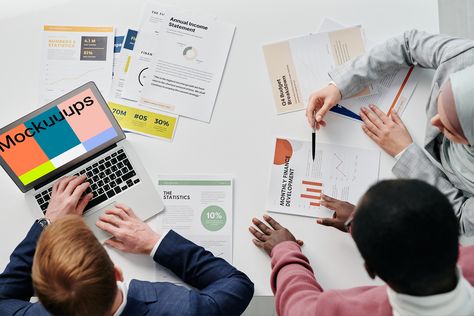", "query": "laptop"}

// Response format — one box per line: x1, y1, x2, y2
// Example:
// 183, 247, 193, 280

0, 82, 164, 241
